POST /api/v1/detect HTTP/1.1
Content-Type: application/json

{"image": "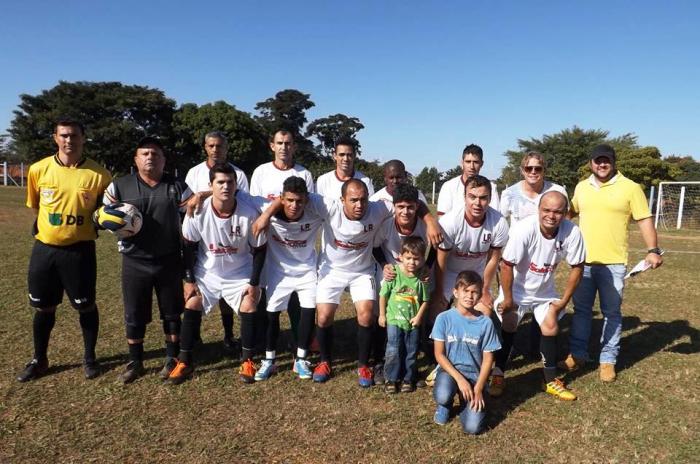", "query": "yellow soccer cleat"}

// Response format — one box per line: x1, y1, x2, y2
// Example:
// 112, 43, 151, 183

544, 378, 577, 401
